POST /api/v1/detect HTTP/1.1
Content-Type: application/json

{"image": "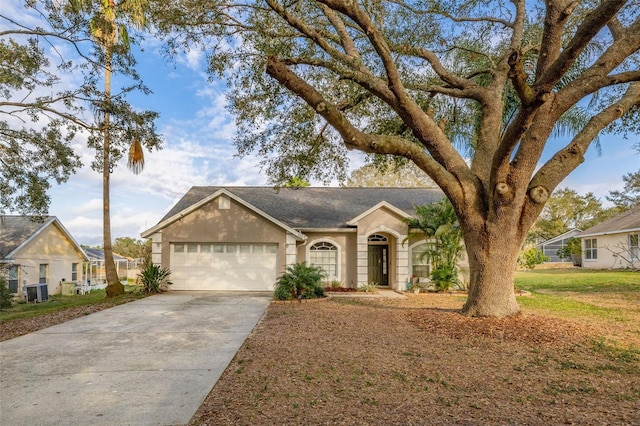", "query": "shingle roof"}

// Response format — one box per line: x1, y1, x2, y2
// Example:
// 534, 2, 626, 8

577, 204, 640, 237
0, 216, 55, 259
1, 216, 89, 261
83, 247, 129, 262
160, 186, 444, 229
